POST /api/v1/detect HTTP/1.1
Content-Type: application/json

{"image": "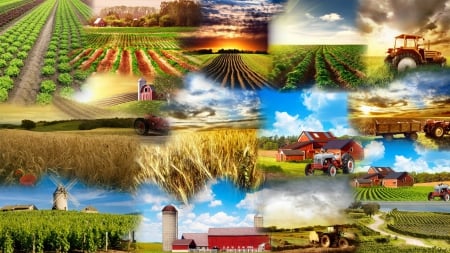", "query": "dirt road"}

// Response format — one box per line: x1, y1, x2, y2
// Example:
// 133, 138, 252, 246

368, 214, 431, 248
8, 1, 57, 104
